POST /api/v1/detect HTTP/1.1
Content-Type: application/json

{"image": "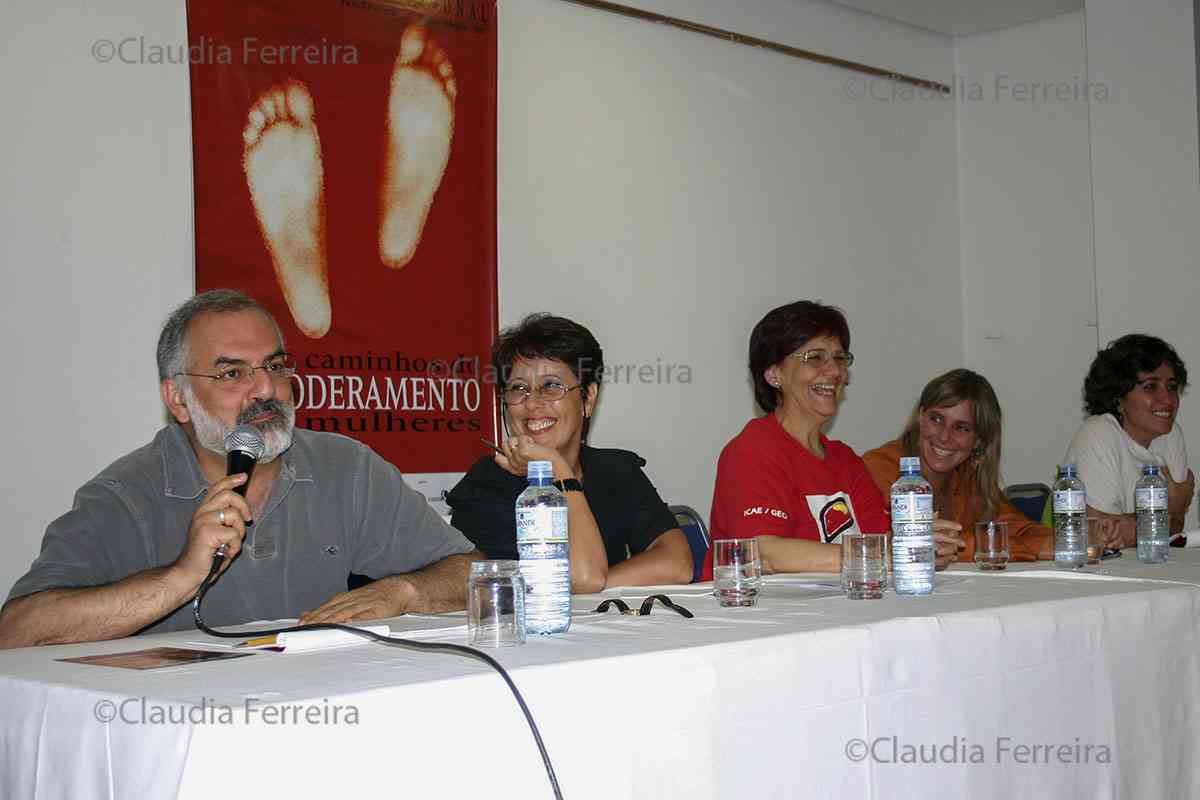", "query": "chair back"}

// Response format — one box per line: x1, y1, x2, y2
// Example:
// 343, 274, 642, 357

1004, 482, 1051, 523
670, 504, 710, 583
